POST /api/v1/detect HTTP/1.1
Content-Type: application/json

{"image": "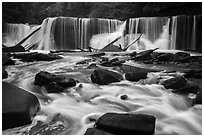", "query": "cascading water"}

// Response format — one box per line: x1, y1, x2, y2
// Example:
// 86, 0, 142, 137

127, 17, 170, 50
2, 15, 201, 51
2, 23, 31, 47
170, 15, 202, 51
